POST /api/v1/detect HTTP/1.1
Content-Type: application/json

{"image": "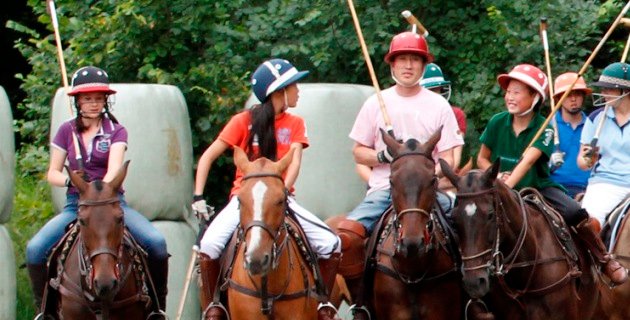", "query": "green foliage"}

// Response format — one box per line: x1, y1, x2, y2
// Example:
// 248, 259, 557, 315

7, 0, 627, 204
7, 158, 55, 320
